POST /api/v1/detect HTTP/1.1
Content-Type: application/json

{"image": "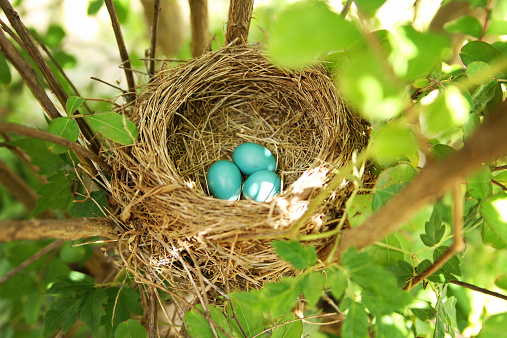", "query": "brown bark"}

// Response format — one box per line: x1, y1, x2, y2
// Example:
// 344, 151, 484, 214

0, 218, 117, 242
334, 102, 507, 259
188, 0, 210, 57
224, 0, 254, 45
